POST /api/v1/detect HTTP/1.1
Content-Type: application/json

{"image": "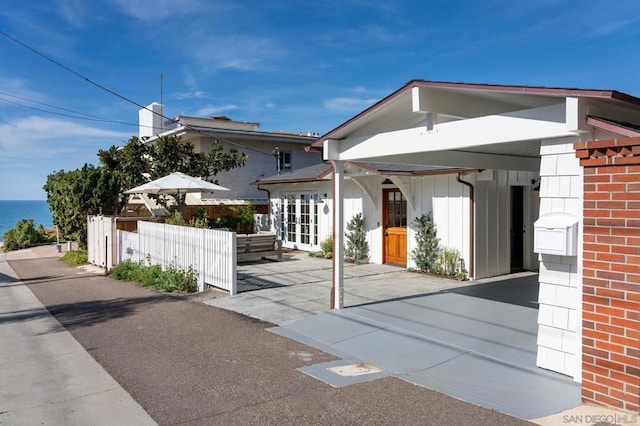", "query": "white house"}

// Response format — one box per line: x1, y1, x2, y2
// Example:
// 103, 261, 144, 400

138, 103, 322, 213
293, 81, 639, 413
257, 161, 539, 279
